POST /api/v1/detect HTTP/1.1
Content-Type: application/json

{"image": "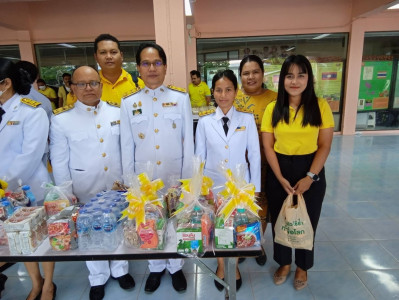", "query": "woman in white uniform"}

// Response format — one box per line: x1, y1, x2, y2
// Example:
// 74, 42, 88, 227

195, 70, 261, 291
0, 58, 55, 300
